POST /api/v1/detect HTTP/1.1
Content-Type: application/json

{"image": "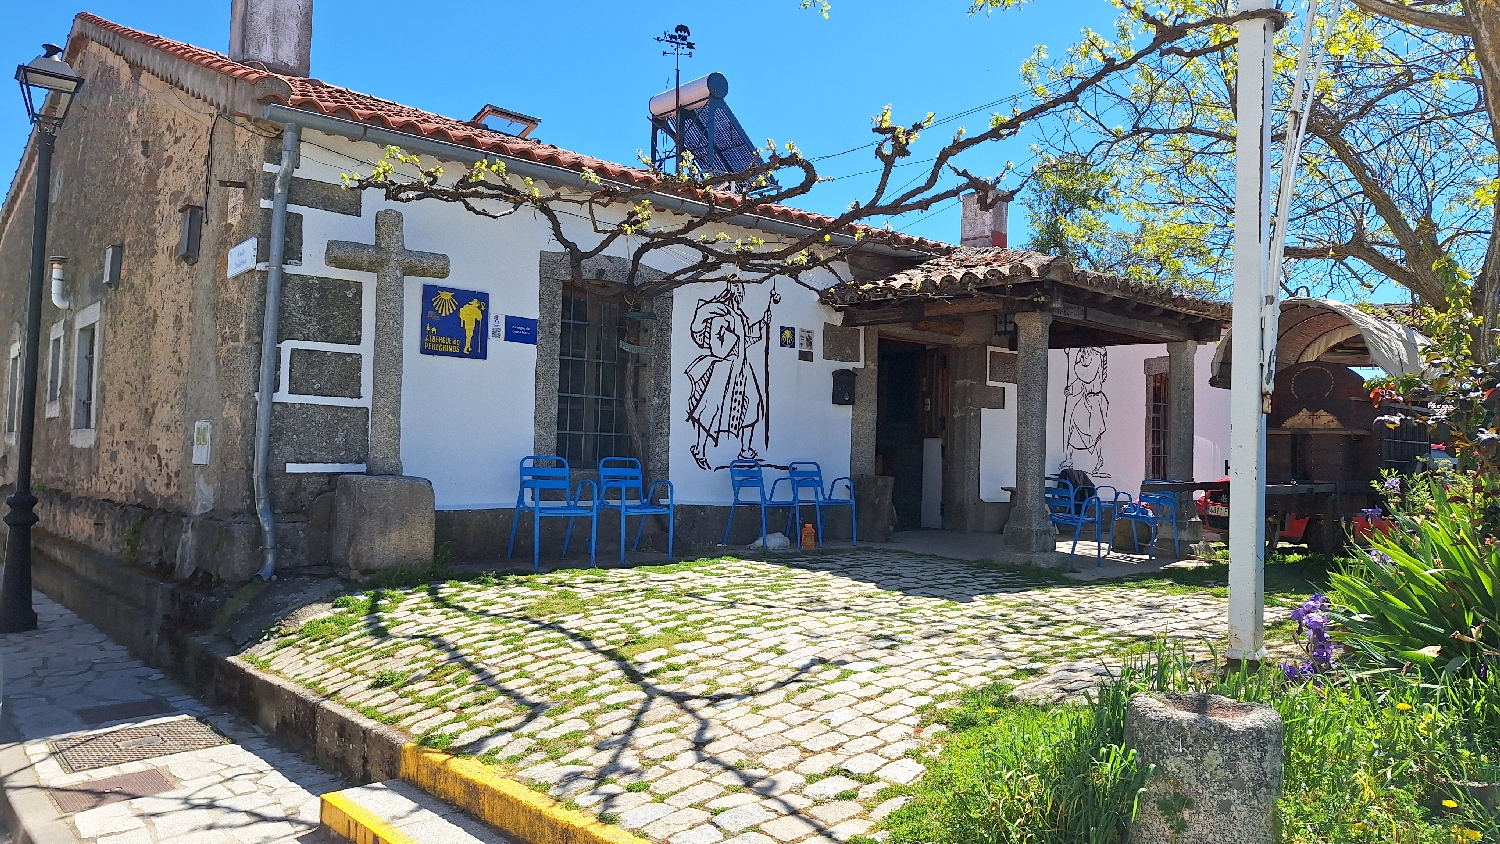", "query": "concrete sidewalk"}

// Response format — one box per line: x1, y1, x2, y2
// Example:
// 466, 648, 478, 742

1, 592, 345, 844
